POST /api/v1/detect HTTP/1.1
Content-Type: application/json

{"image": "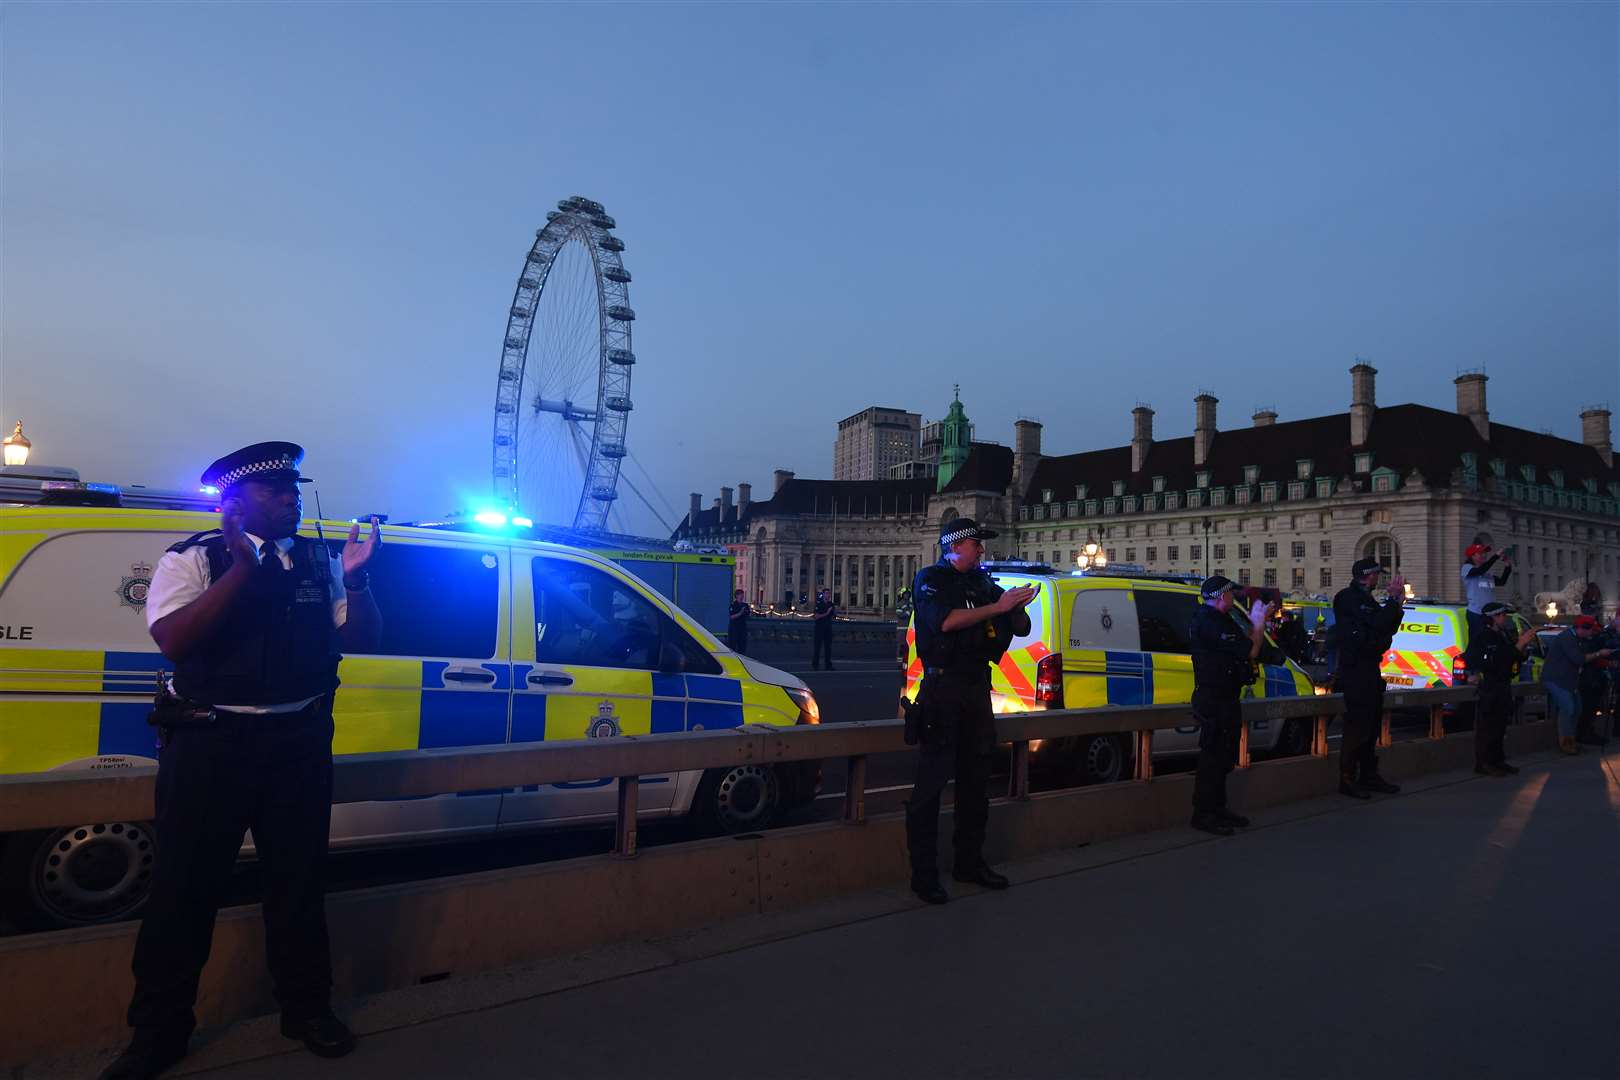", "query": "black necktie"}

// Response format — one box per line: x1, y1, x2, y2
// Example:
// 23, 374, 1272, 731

259, 541, 283, 575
